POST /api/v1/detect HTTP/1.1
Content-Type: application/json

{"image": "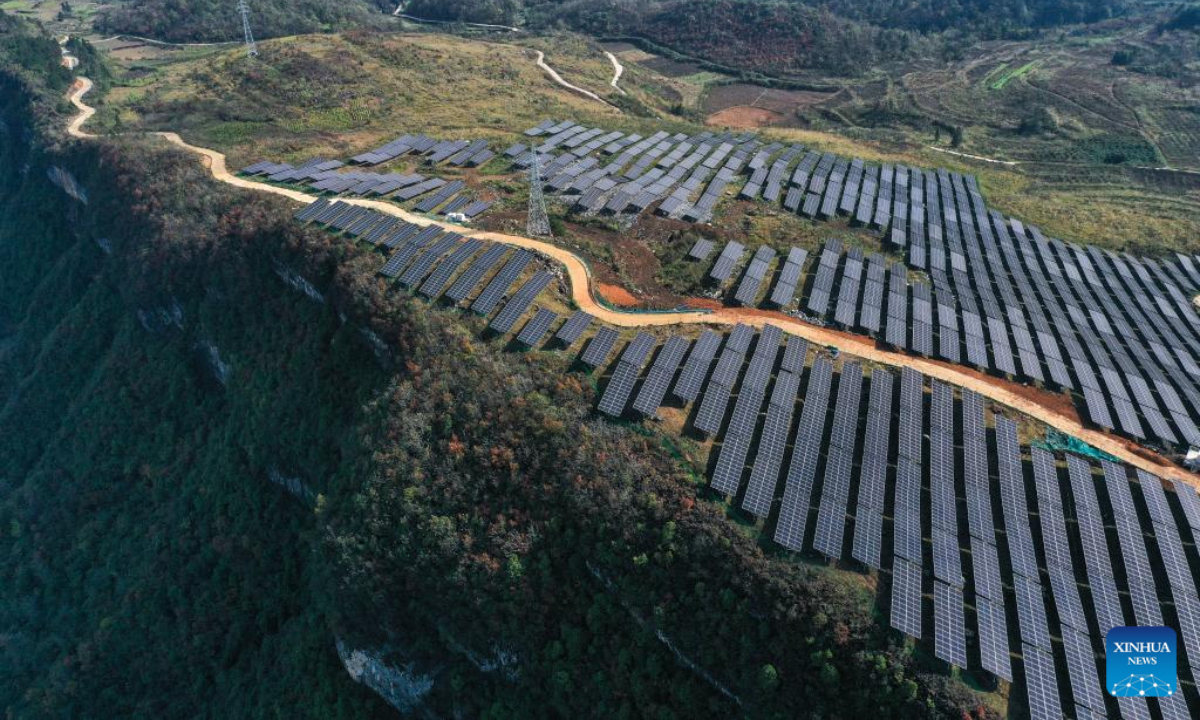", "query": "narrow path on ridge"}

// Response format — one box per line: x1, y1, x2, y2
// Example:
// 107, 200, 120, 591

532, 50, 614, 108
63, 77, 1199, 487
605, 51, 626, 95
